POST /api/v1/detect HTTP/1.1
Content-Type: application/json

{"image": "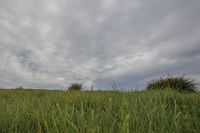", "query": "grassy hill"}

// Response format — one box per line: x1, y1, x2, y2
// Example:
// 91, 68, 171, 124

0, 89, 200, 133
